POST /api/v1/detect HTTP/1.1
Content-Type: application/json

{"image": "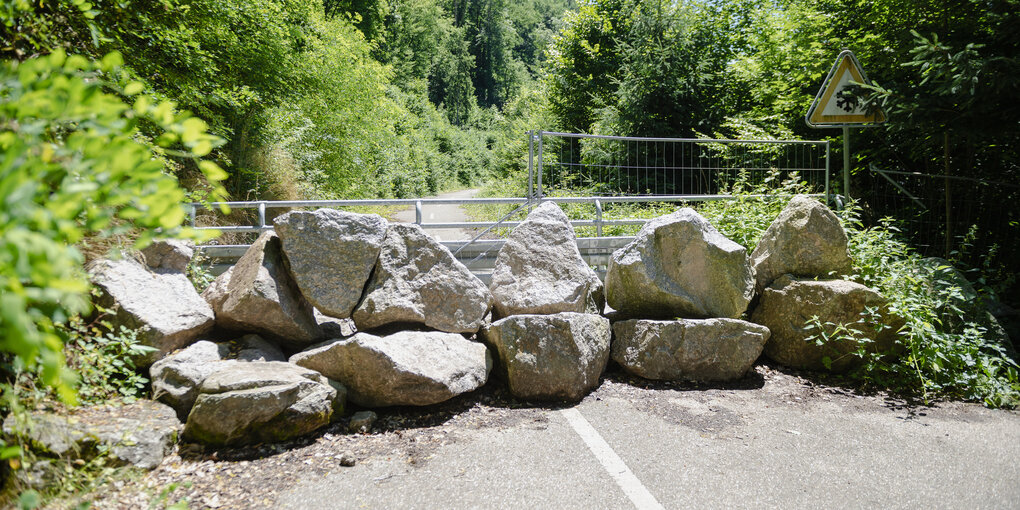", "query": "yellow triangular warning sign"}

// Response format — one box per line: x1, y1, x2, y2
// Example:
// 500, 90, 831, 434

806, 50, 886, 127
